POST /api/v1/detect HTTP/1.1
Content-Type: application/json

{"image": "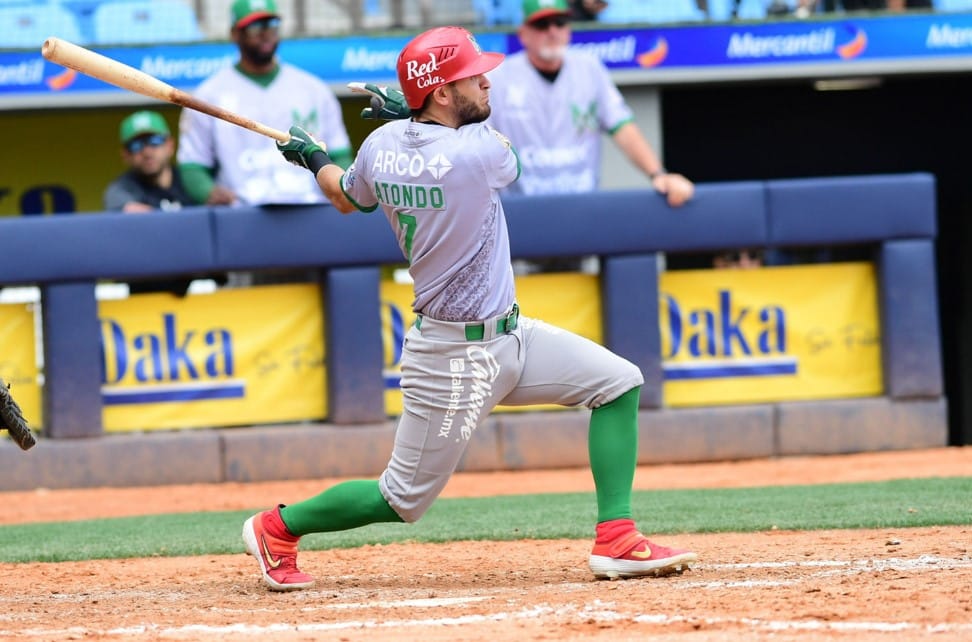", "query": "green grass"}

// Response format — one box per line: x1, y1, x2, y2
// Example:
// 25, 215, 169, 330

1, 477, 969, 563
